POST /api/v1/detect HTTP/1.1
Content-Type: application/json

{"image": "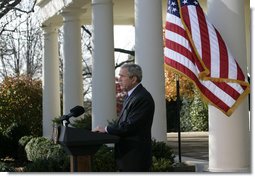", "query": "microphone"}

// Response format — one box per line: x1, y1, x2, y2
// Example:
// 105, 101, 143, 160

61, 105, 85, 126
